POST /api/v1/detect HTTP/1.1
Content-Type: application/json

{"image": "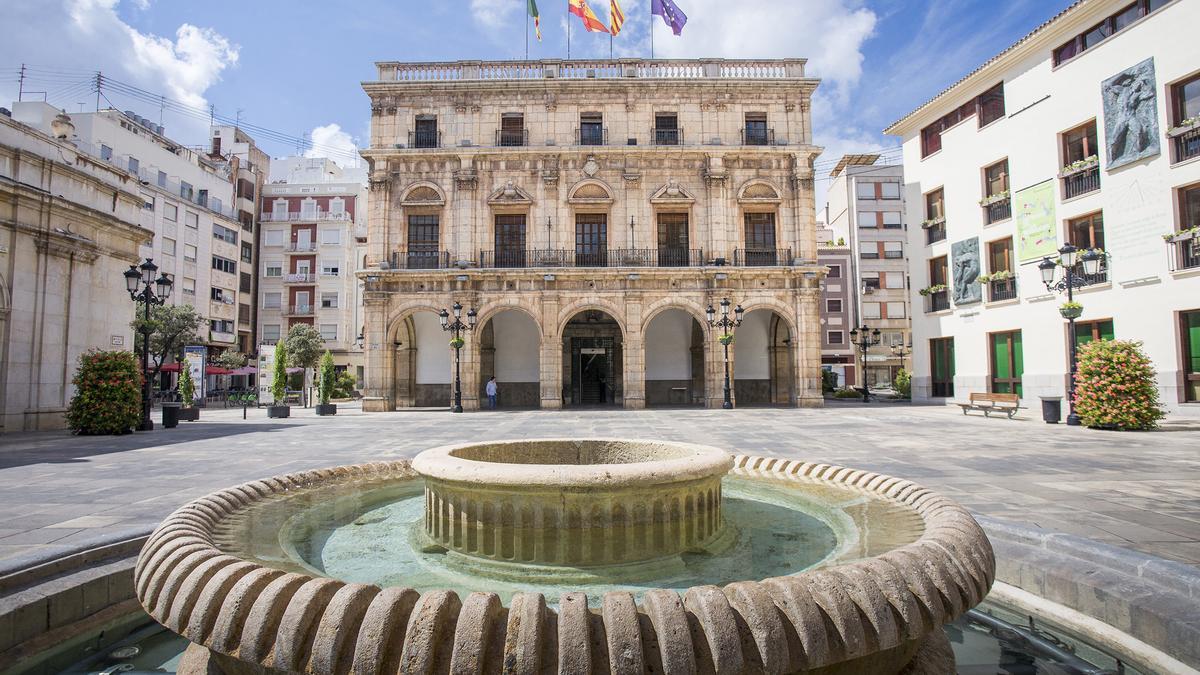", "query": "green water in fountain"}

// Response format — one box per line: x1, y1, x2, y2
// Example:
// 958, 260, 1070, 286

215, 474, 924, 605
